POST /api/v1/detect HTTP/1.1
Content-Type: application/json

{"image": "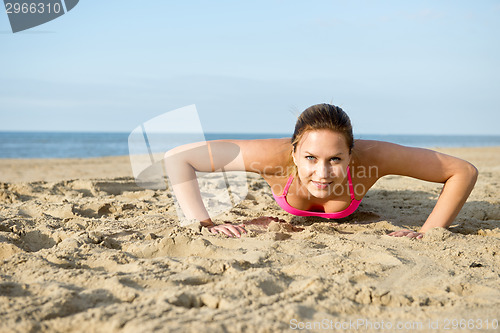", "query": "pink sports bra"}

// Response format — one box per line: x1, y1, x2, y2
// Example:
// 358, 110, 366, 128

272, 166, 362, 219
